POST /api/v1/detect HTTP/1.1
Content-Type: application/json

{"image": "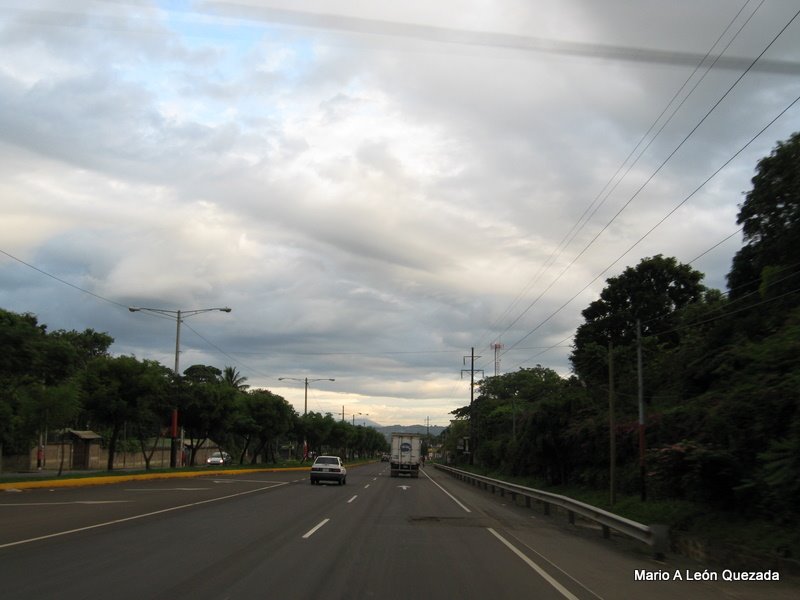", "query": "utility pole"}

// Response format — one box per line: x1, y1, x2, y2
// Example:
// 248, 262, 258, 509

278, 376, 335, 415
461, 347, 484, 466
608, 339, 616, 506
637, 319, 646, 501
